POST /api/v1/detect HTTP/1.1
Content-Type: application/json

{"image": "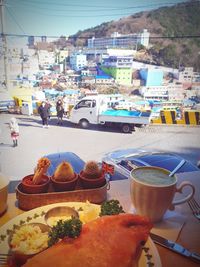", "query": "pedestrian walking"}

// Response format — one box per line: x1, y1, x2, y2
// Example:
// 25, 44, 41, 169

46, 99, 52, 120
9, 117, 19, 147
38, 101, 50, 128
56, 99, 64, 125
